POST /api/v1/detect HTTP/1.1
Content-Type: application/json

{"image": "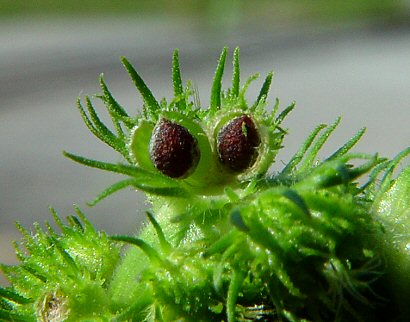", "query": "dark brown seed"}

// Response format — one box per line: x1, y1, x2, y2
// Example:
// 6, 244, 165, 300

217, 114, 260, 173
150, 119, 200, 178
